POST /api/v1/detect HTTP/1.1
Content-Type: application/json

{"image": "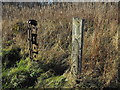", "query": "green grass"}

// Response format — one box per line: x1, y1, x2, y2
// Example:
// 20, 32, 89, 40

2, 49, 68, 89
